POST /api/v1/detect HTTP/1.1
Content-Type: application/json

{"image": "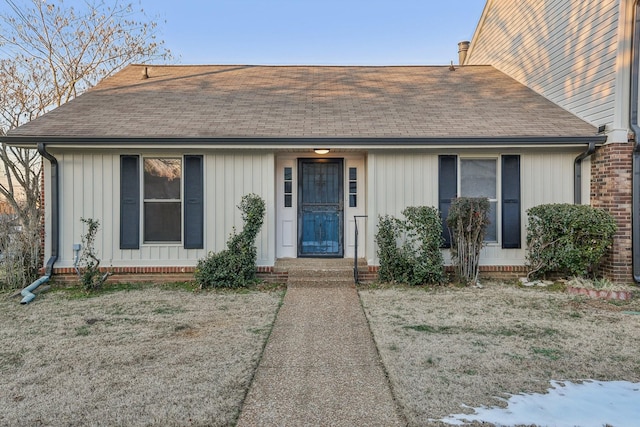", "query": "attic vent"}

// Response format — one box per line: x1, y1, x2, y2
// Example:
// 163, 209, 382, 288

142, 66, 149, 79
